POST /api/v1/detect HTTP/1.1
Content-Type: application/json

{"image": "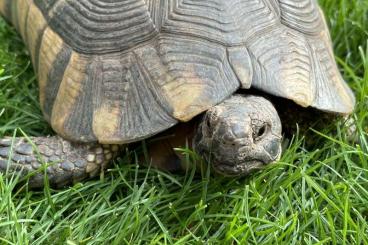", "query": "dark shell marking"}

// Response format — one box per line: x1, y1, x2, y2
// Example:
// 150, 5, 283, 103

0, 0, 355, 145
